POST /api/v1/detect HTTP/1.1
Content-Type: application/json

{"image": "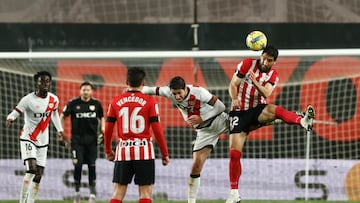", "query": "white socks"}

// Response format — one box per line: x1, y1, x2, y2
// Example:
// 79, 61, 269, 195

20, 173, 34, 203
27, 182, 39, 203
188, 176, 200, 203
